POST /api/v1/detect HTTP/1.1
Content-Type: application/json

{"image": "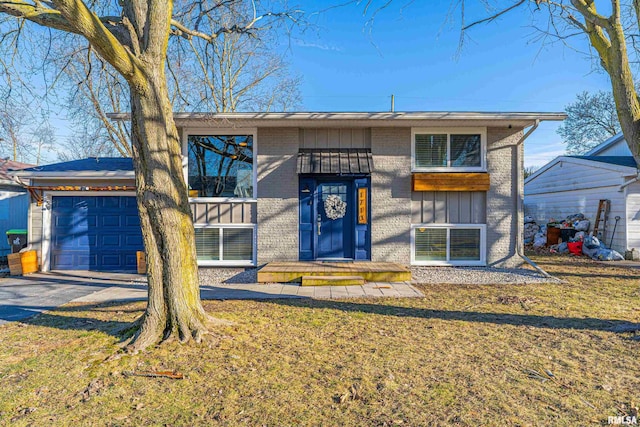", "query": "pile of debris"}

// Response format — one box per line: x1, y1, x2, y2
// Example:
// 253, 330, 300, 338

523, 215, 540, 246
524, 213, 623, 261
